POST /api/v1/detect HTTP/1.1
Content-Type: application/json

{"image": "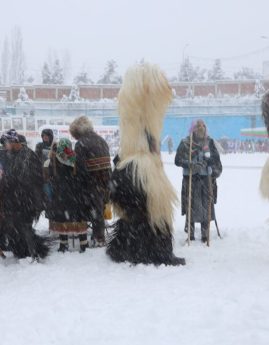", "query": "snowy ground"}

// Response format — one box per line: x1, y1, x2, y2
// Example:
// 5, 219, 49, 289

1, 153, 269, 345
